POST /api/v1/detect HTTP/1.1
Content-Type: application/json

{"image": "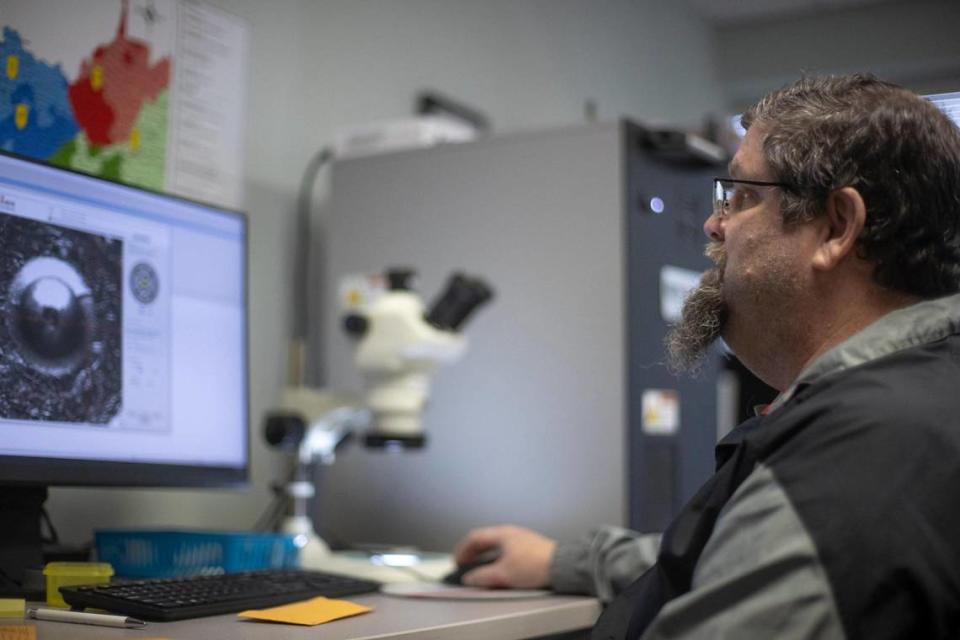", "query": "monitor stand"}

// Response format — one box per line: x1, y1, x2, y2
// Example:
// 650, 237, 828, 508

0, 486, 47, 597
